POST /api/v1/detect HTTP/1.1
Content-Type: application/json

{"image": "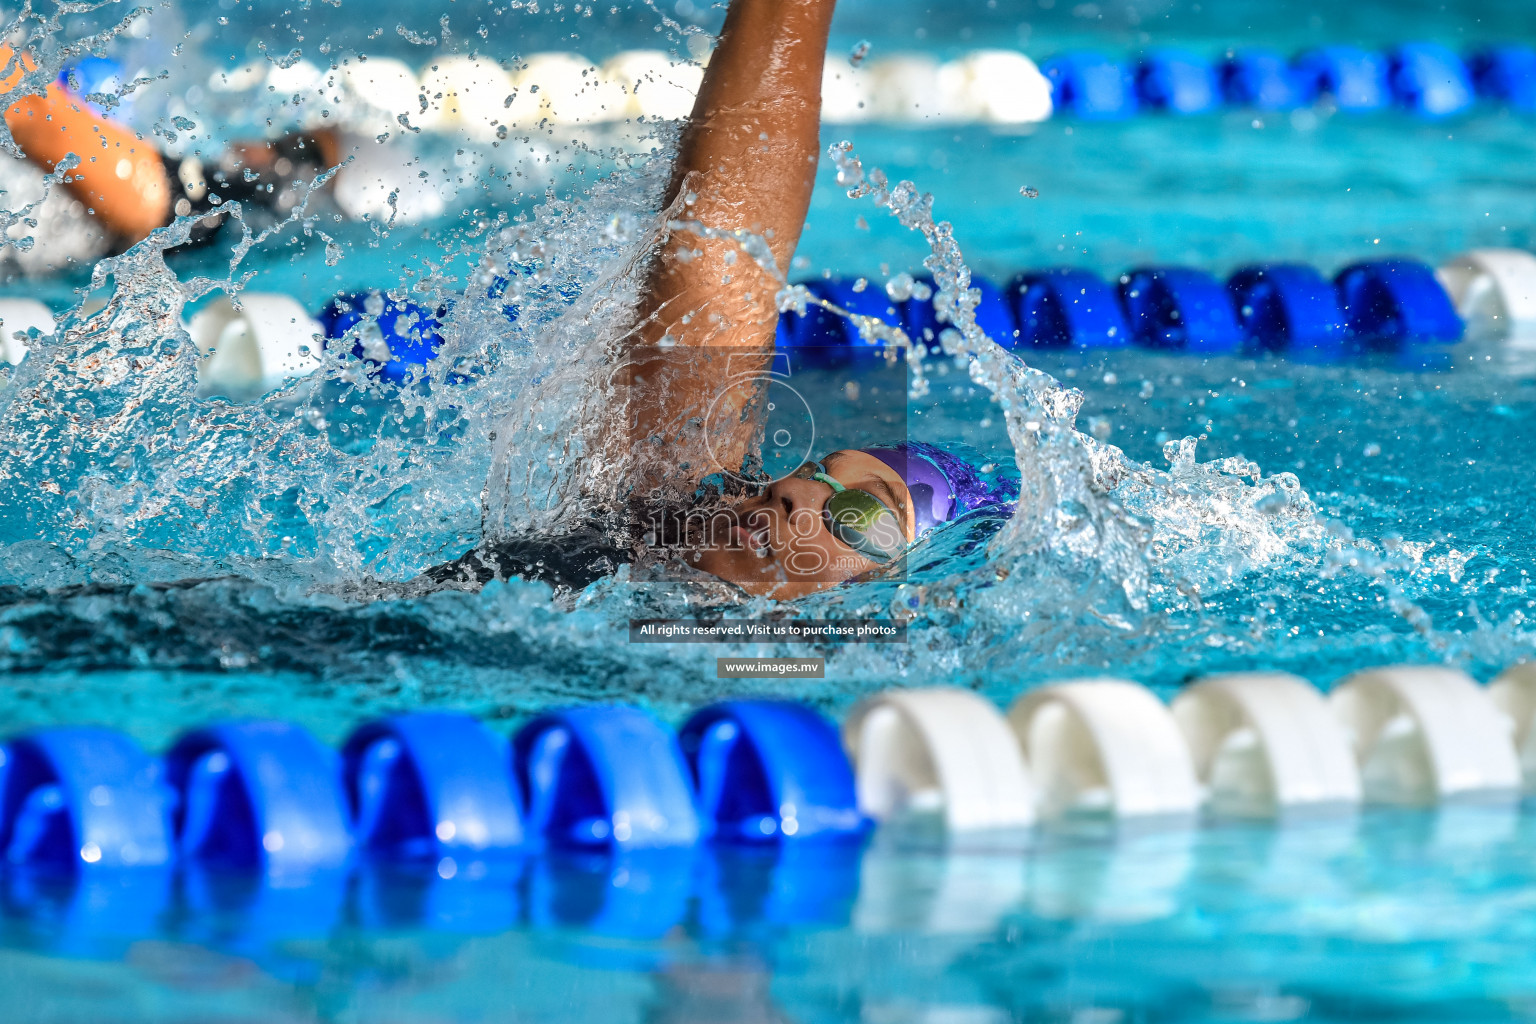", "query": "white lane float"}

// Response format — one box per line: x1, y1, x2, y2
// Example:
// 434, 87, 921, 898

338, 57, 423, 135
1007, 679, 1201, 820
1329, 665, 1521, 804
1172, 672, 1362, 817
506, 53, 627, 127
261, 59, 335, 128
821, 63, 874, 124
862, 54, 947, 121
936, 50, 1053, 125
842, 687, 1035, 832
266, 59, 324, 96
0, 297, 55, 365
332, 135, 459, 225
1488, 662, 1536, 792
600, 50, 702, 120
417, 56, 515, 140
1436, 248, 1536, 328
189, 293, 324, 395
1028, 827, 1194, 922
207, 61, 266, 93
